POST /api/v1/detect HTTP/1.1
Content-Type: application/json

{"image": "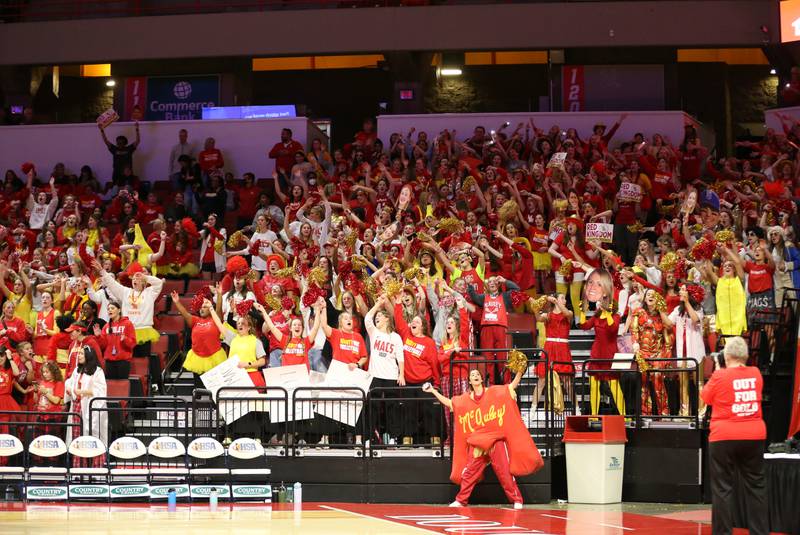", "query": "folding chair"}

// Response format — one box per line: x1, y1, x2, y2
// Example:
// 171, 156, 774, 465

147, 436, 189, 501
26, 434, 69, 501
68, 436, 109, 501
187, 437, 230, 501
227, 437, 271, 501
0, 434, 25, 500
108, 436, 150, 501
